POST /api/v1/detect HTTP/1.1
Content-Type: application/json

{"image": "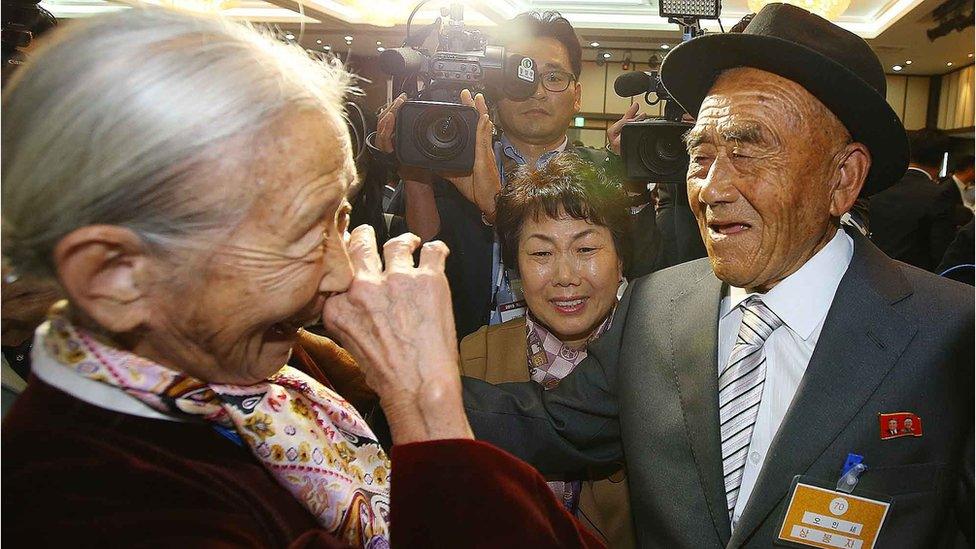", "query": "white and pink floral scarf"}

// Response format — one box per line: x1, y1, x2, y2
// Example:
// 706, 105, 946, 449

40, 303, 390, 548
